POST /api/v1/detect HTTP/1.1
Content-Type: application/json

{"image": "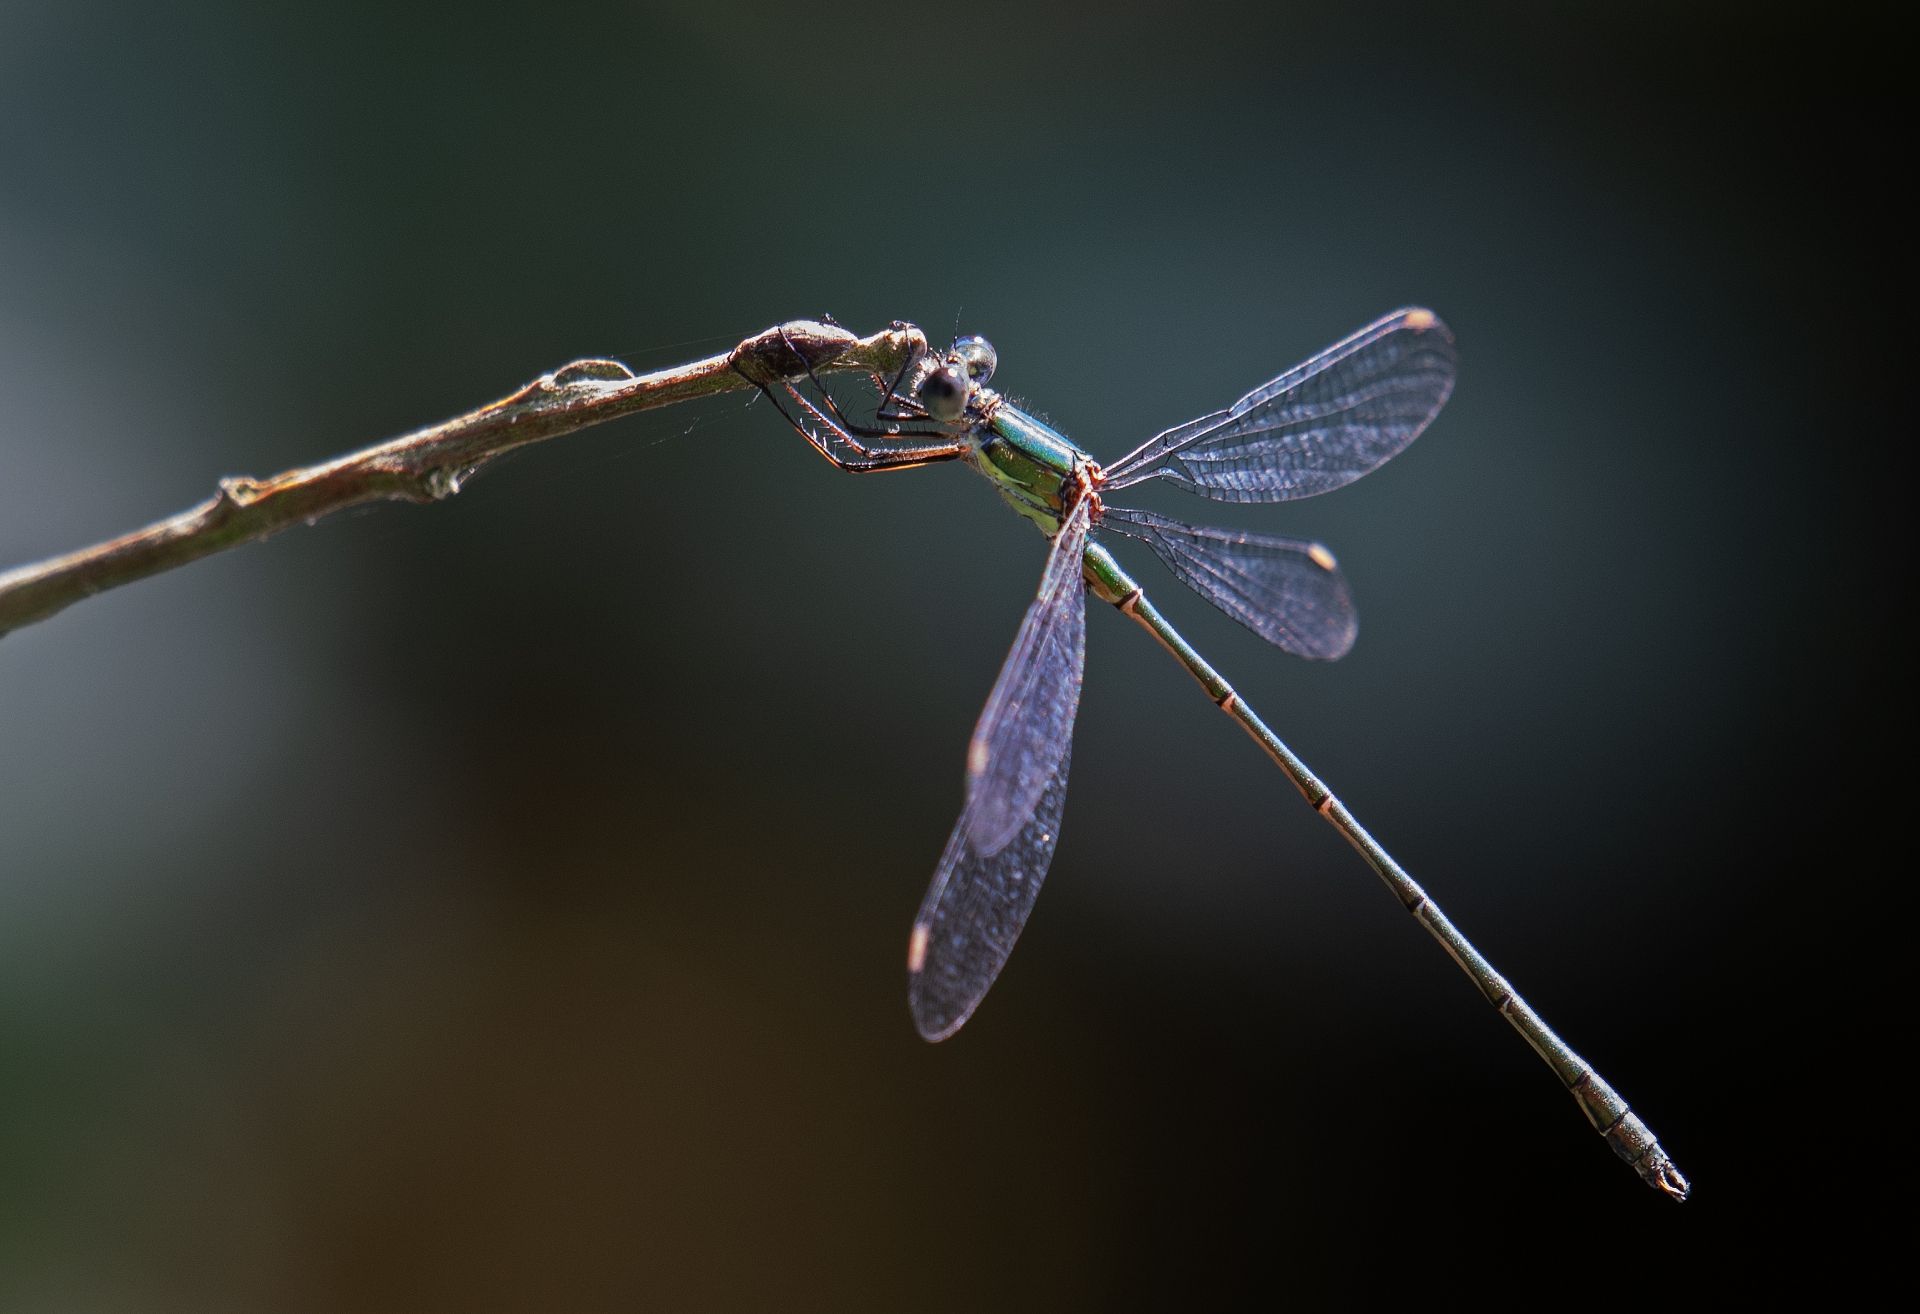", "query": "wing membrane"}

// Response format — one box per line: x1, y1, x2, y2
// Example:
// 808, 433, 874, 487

1101, 507, 1357, 660
963, 497, 1091, 857
908, 743, 1071, 1041
1104, 308, 1455, 502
